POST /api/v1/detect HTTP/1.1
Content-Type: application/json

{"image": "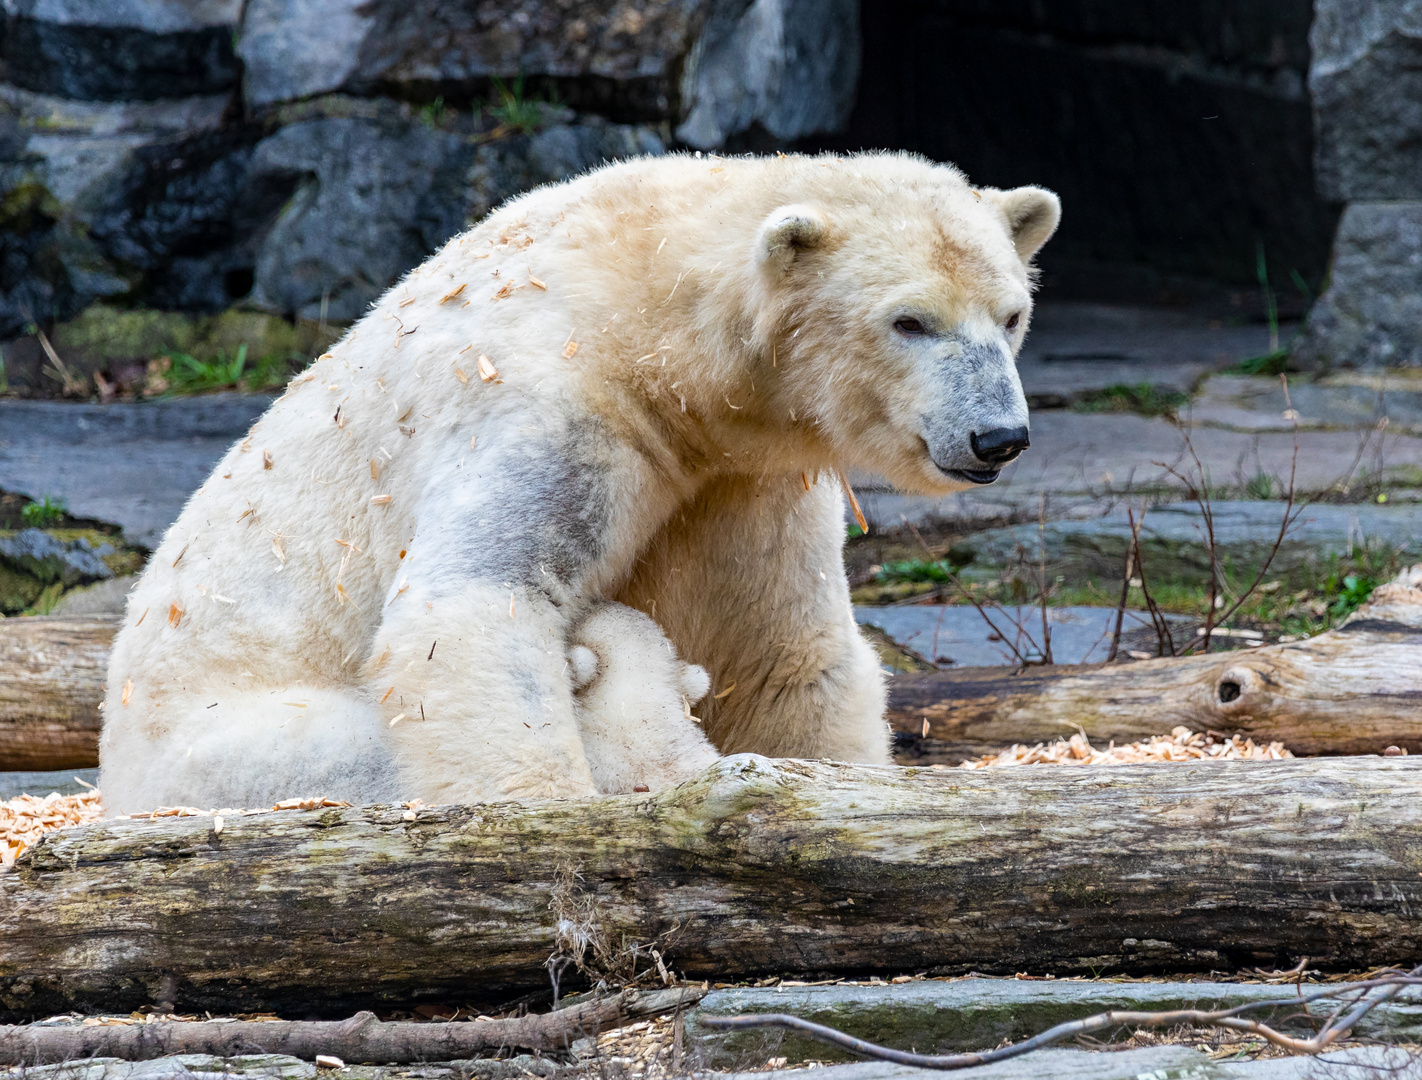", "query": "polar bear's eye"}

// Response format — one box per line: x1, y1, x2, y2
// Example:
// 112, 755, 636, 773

894, 317, 926, 336
1005, 312, 1021, 330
